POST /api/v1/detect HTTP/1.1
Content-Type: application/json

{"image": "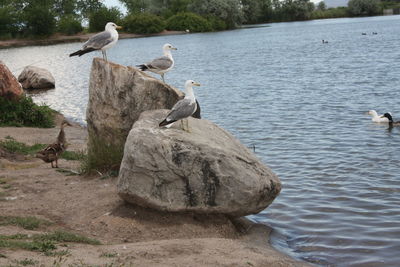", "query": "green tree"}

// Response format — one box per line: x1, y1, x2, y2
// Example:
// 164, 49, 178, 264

22, 0, 56, 36
189, 0, 244, 28
58, 14, 83, 34
77, 0, 104, 18
166, 12, 212, 32
347, 0, 380, 15
119, 0, 148, 14
317, 1, 327, 10
0, 4, 19, 38
89, 6, 122, 32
